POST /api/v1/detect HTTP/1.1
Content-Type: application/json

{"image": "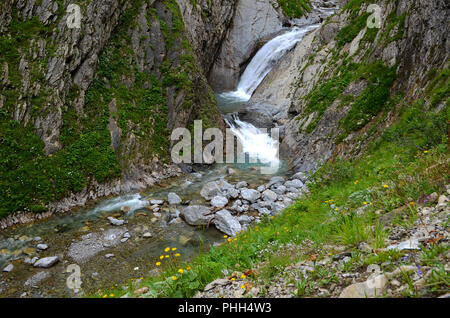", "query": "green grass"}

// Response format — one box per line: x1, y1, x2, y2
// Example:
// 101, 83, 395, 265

276, 0, 312, 19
